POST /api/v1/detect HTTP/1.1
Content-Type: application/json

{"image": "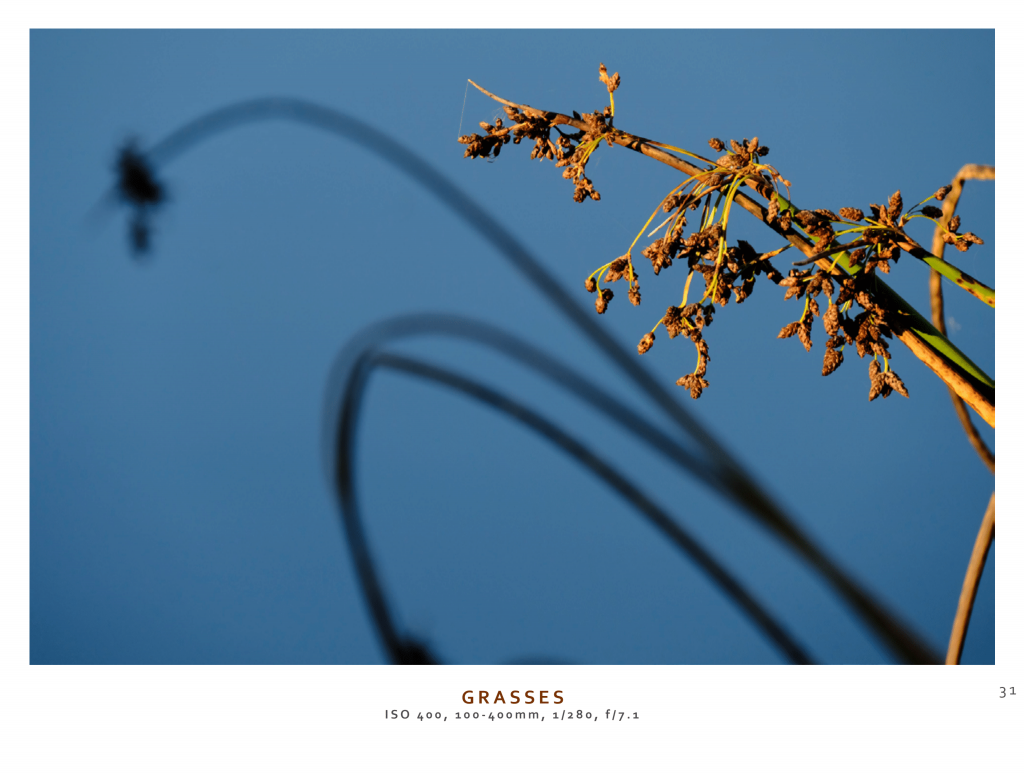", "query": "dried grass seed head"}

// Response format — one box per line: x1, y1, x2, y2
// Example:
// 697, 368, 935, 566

637, 332, 655, 354
598, 63, 621, 93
